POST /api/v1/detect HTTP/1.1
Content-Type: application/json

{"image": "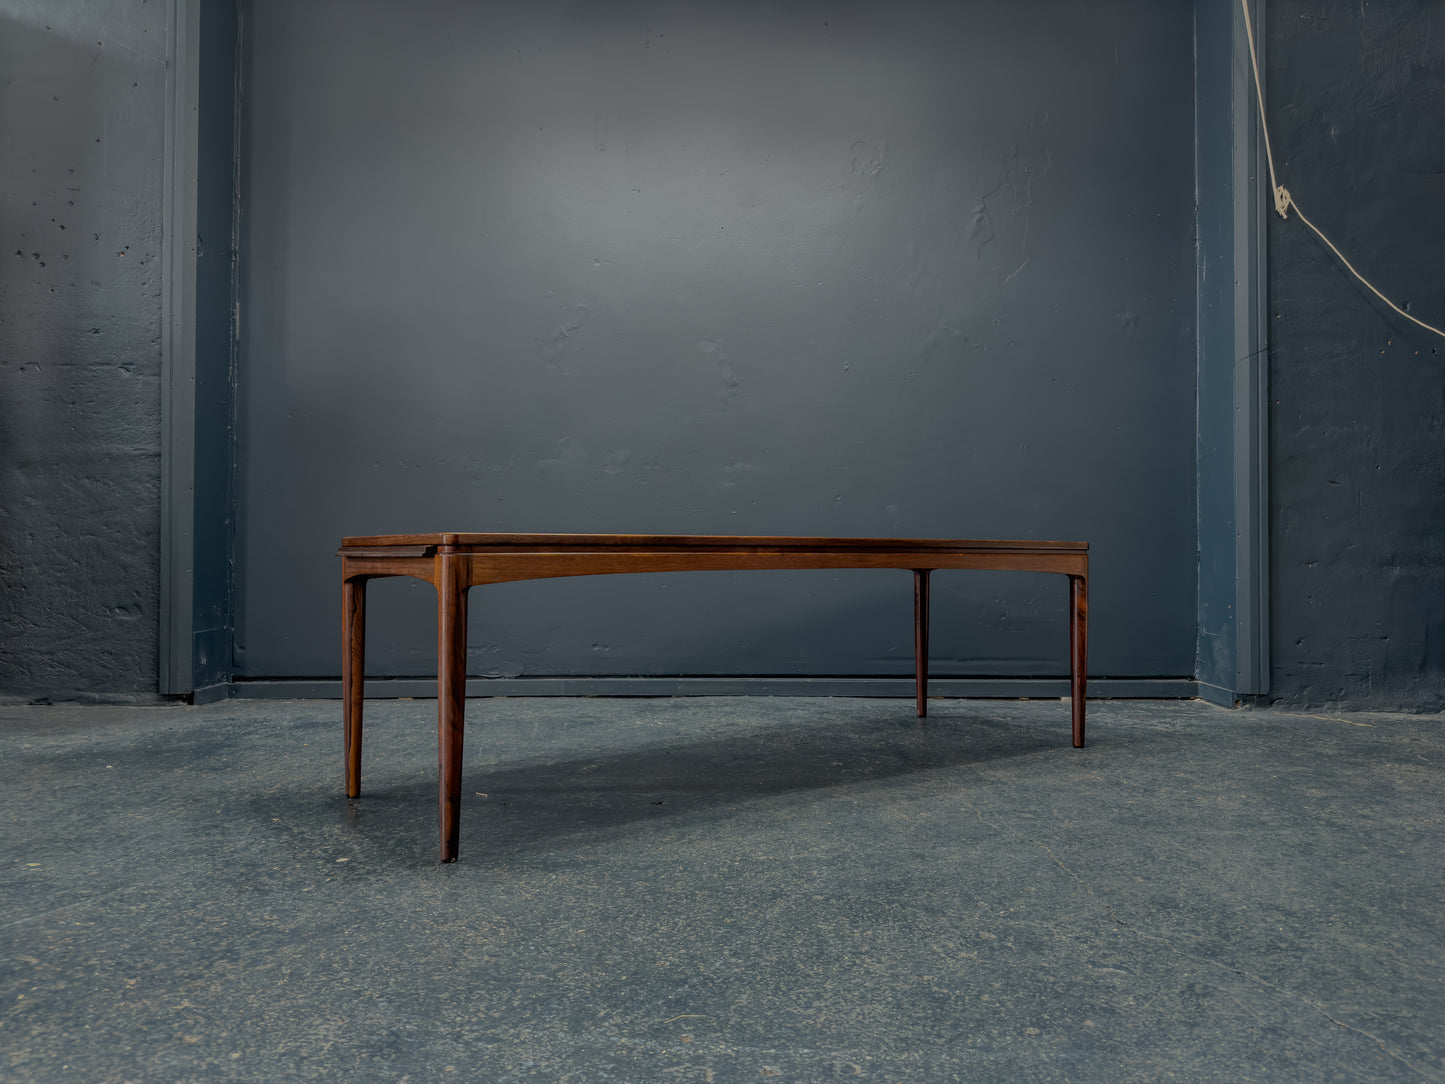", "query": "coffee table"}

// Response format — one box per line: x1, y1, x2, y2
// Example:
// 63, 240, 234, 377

339, 533, 1089, 861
